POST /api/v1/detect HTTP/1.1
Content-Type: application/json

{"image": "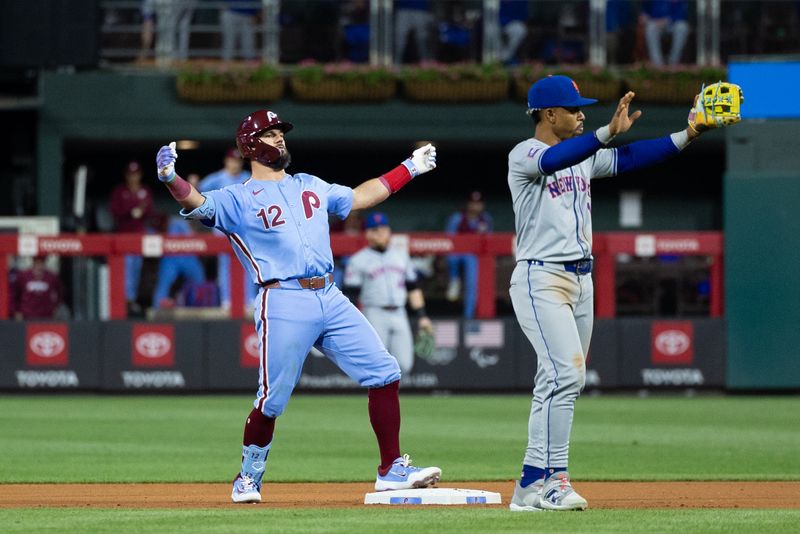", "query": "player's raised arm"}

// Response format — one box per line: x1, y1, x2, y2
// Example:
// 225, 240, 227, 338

351, 143, 437, 211
155, 142, 206, 210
